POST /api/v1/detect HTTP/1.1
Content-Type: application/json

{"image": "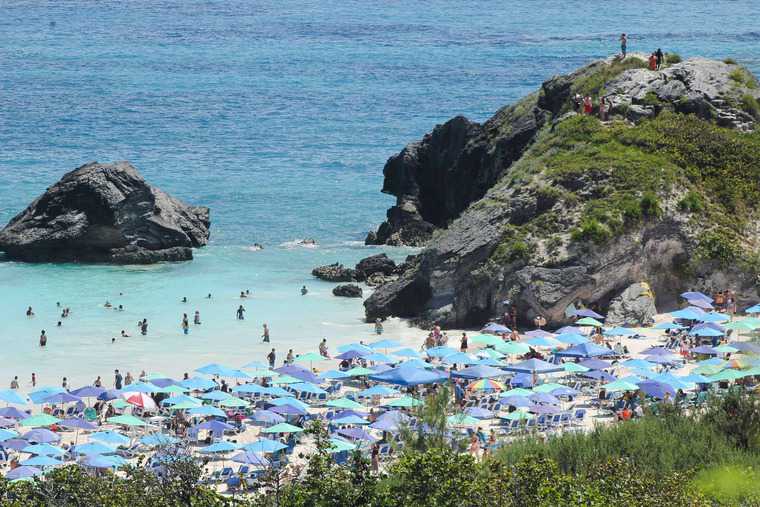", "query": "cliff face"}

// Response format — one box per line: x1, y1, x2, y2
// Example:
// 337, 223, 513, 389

365, 56, 760, 327
0, 161, 211, 264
